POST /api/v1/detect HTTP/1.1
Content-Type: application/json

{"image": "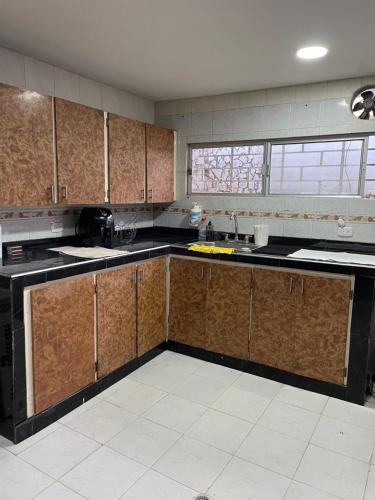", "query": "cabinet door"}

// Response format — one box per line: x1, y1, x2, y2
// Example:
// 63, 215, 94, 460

293, 275, 352, 385
206, 263, 251, 359
146, 124, 174, 203
249, 268, 297, 372
31, 276, 95, 414
169, 258, 208, 350
55, 98, 104, 204
0, 83, 54, 205
108, 114, 146, 203
137, 258, 167, 356
96, 266, 137, 378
